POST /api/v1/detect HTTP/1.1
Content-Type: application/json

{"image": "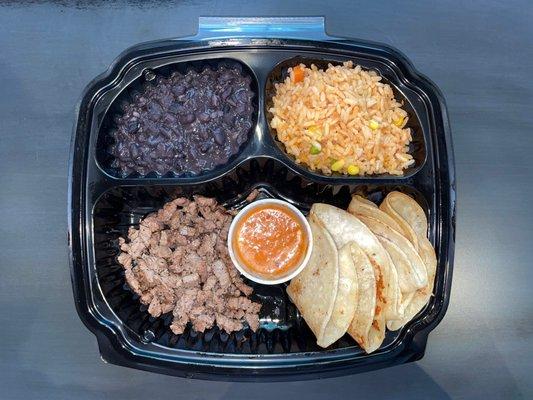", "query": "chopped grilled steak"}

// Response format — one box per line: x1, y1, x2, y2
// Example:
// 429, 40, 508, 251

117, 195, 261, 335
